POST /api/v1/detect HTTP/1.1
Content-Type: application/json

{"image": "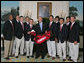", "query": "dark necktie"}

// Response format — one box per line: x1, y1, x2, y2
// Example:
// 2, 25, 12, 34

11, 23, 14, 34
